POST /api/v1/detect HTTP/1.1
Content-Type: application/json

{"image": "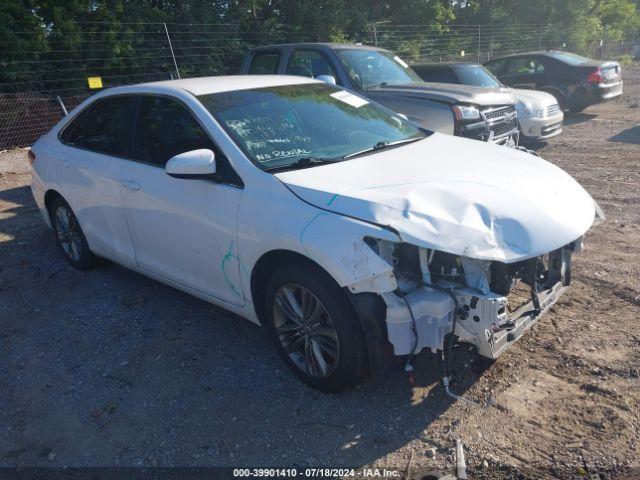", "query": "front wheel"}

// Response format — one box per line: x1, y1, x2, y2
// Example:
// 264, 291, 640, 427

264, 263, 366, 392
50, 197, 97, 270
